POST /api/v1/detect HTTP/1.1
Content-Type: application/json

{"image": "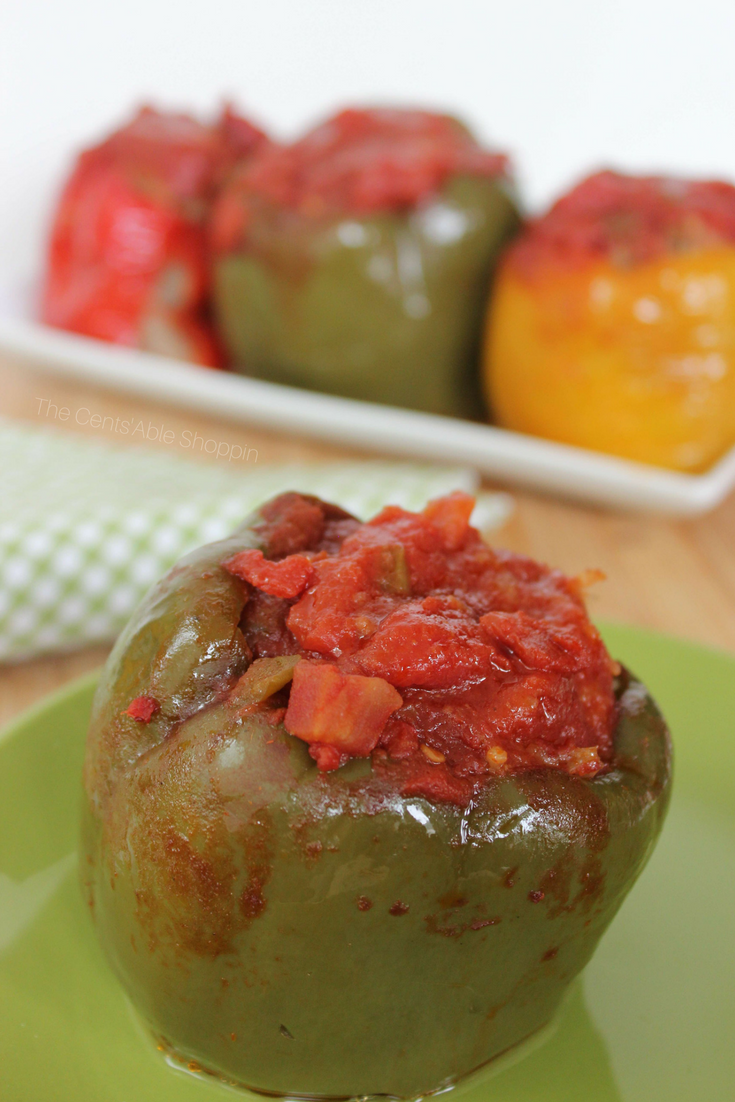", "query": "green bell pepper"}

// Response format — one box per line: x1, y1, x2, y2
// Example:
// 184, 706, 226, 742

82, 496, 671, 1098
213, 175, 520, 419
